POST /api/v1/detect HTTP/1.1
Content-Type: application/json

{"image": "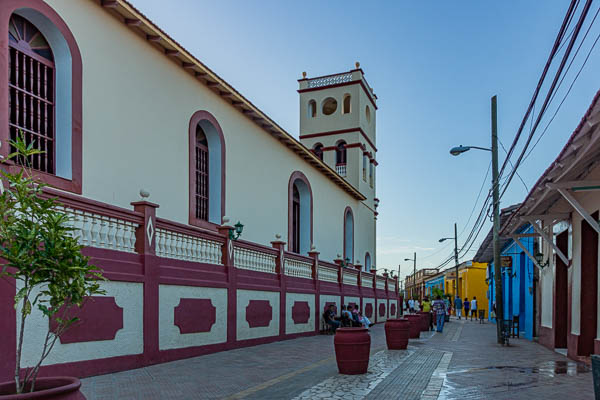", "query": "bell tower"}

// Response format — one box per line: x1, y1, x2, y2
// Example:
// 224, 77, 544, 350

298, 63, 377, 199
